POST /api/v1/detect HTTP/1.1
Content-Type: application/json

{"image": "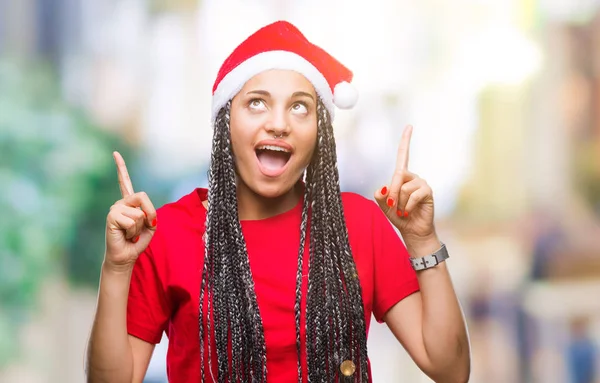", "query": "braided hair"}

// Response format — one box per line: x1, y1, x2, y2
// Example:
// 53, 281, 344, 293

199, 98, 369, 382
